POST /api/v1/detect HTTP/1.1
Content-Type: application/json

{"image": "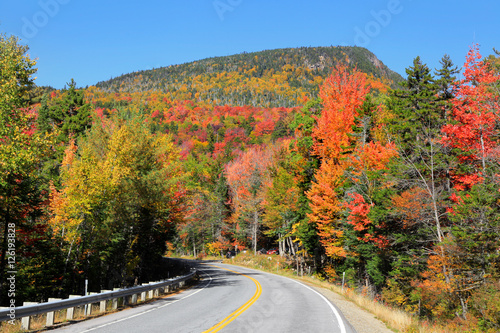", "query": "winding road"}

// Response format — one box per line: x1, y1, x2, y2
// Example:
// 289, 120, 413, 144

50, 261, 355, 333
